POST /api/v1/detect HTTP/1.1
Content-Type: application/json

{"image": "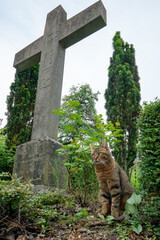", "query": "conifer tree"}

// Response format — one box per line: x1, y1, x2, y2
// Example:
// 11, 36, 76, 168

6, 64, 39, 149
105, 32, 141, 172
